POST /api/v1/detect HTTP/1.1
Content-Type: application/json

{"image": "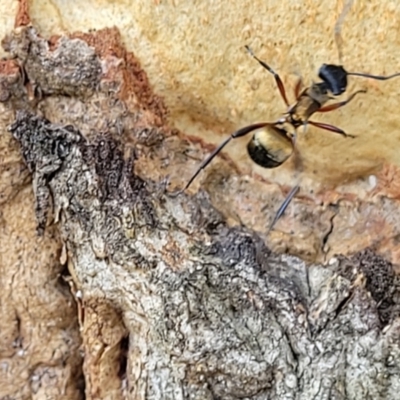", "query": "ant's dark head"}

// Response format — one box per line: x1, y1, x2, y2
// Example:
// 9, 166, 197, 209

318, 64, 348, 96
